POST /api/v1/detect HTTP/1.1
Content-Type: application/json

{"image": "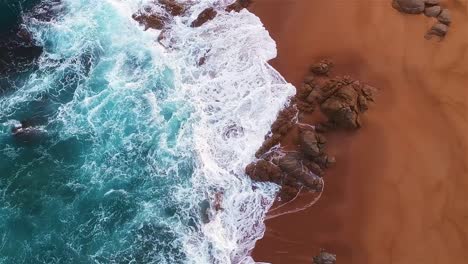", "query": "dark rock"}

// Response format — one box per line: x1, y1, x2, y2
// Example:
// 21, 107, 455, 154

425, 0, 440, 5
280, 185, 299, 201
392, 0, 425, 14
278, 153, 322, 190
159, 0, 185, 16
437, 9, 451, 25
310, 60, 333, 75
424, 5, 441, 17
226, 0, 253, 12
0, 26, 43, 76
132, 13, 166, 30
300, 130, 322, 158
245, 159, 283, 184
320, 84, 361, 129
191, 8, 217, 27
425, 22, 449, 39
313, 249, 336, 264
